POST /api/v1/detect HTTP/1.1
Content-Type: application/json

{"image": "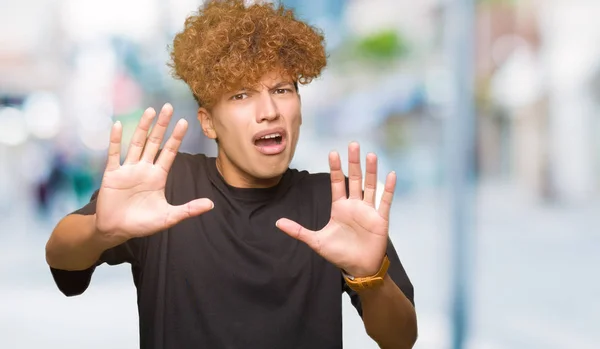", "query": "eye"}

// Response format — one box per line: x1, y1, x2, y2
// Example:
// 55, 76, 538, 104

274, 88, 292, 95
230, 93, 248, 101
